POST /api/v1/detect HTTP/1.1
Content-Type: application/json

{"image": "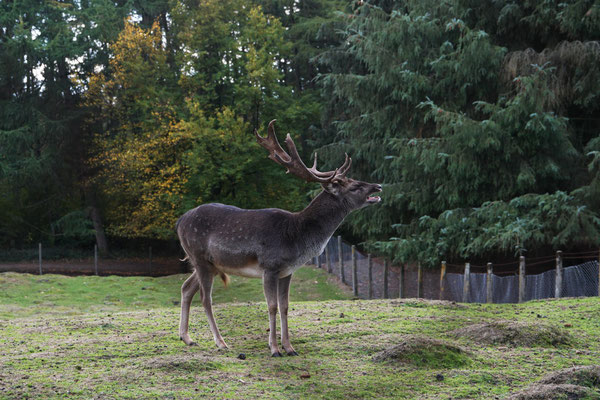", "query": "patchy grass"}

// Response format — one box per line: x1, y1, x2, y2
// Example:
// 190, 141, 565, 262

0, 271, 599, 399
